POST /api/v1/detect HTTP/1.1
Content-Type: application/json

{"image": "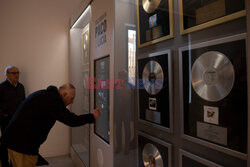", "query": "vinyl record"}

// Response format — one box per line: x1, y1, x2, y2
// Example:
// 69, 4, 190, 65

142, 0, 161, 13
142, 60, 164, 95
143, 143, 163, 167
191, 51, 235, 102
